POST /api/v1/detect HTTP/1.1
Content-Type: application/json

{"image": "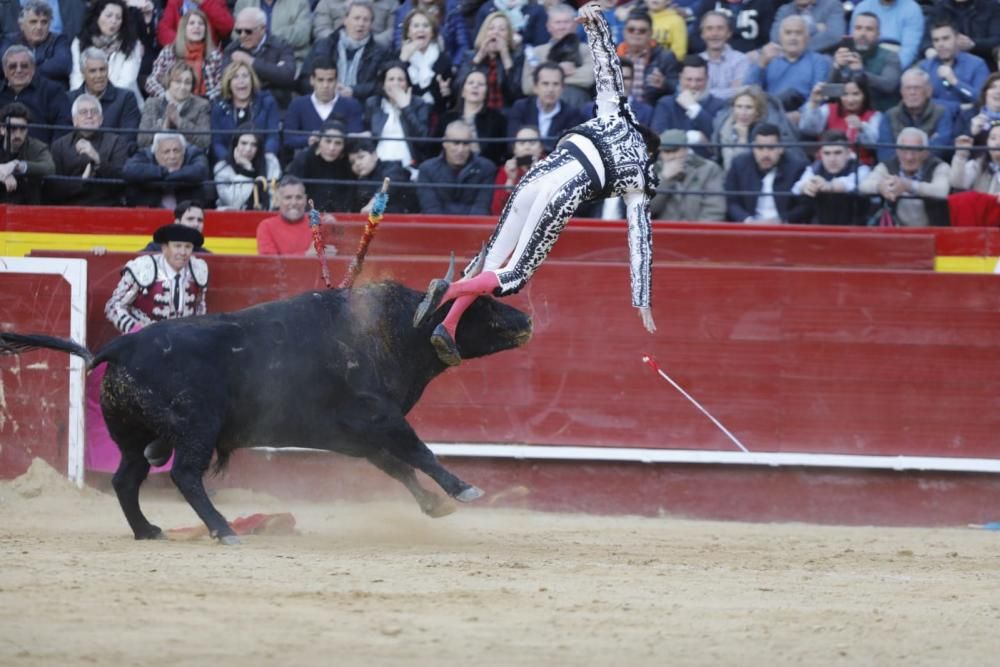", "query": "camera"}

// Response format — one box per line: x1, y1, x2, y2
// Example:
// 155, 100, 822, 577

840, 36, 855, 51
515, 154, 534, 167
819, 83, 845, 99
